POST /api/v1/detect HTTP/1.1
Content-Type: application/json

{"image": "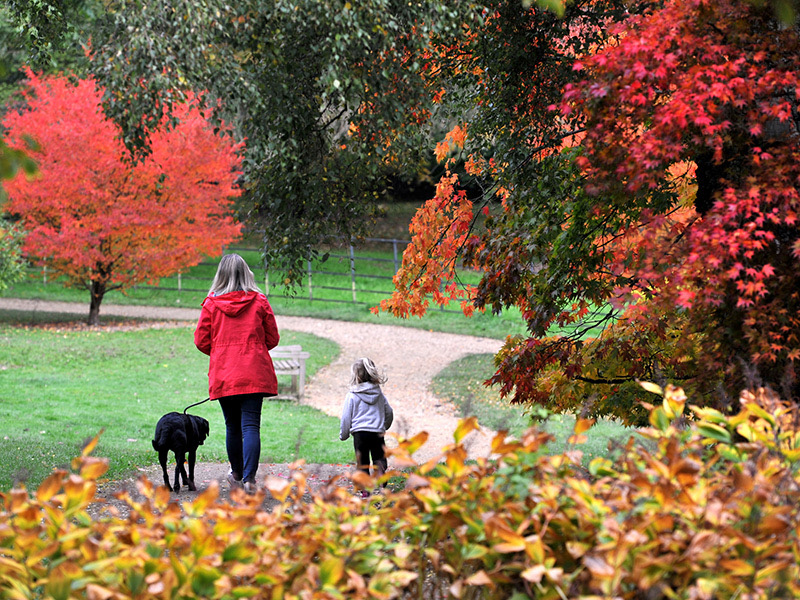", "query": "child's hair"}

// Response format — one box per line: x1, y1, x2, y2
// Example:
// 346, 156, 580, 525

209, 253, 263, 296
350, 357, 387, 386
